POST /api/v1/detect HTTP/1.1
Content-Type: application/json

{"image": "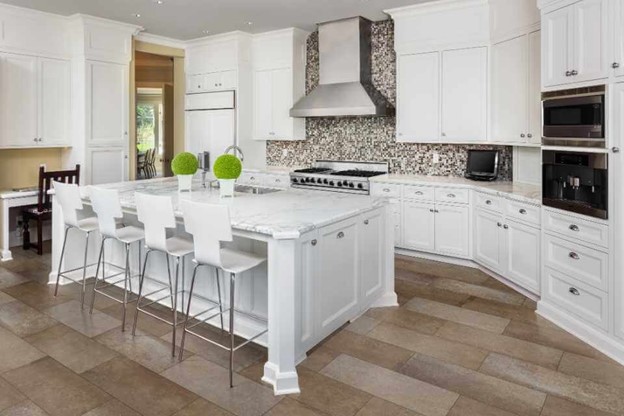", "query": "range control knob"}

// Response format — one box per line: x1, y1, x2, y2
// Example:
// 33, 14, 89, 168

337, 182, 343, 187
357, 183, 363, 189
329, 181, 334, 186
305, 177, 311, 183
343, 181, 350, 187
292, 178, 298, 183
323, 179, 329, 184
349, 182, 354, 188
